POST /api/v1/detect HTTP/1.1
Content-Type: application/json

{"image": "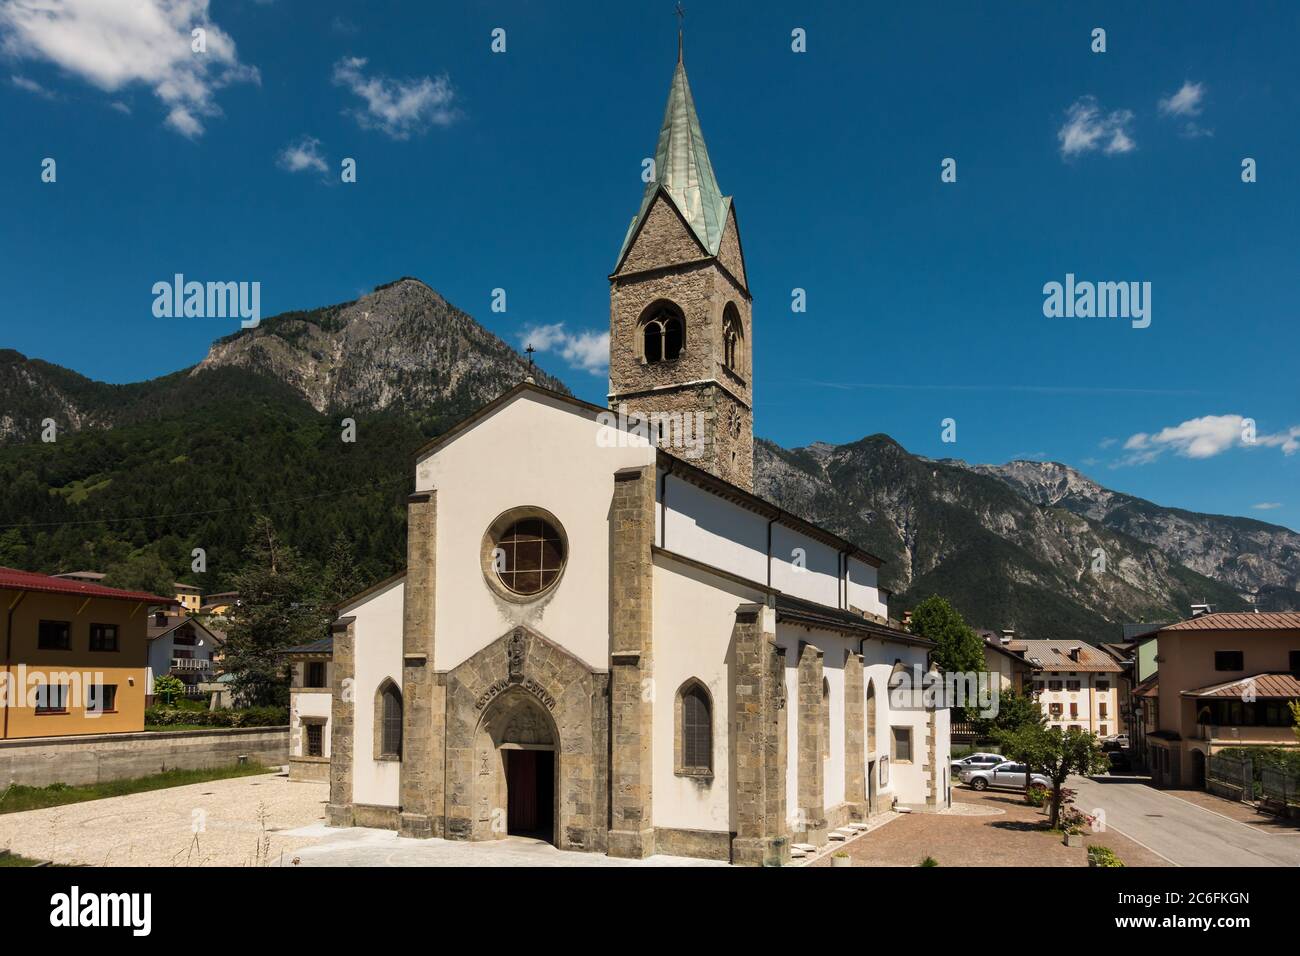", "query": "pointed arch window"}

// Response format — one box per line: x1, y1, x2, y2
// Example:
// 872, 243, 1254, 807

676, 679, 713, 776
722, 303, 743, 372
640, 302, 685, 364
822, 676, 831, 760
375, 681, 403, 760
866, 679, 877, 753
